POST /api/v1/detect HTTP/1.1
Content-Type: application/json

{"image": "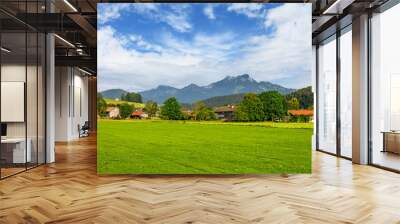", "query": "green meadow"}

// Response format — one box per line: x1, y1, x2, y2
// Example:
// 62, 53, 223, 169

97, 120, 312, 174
